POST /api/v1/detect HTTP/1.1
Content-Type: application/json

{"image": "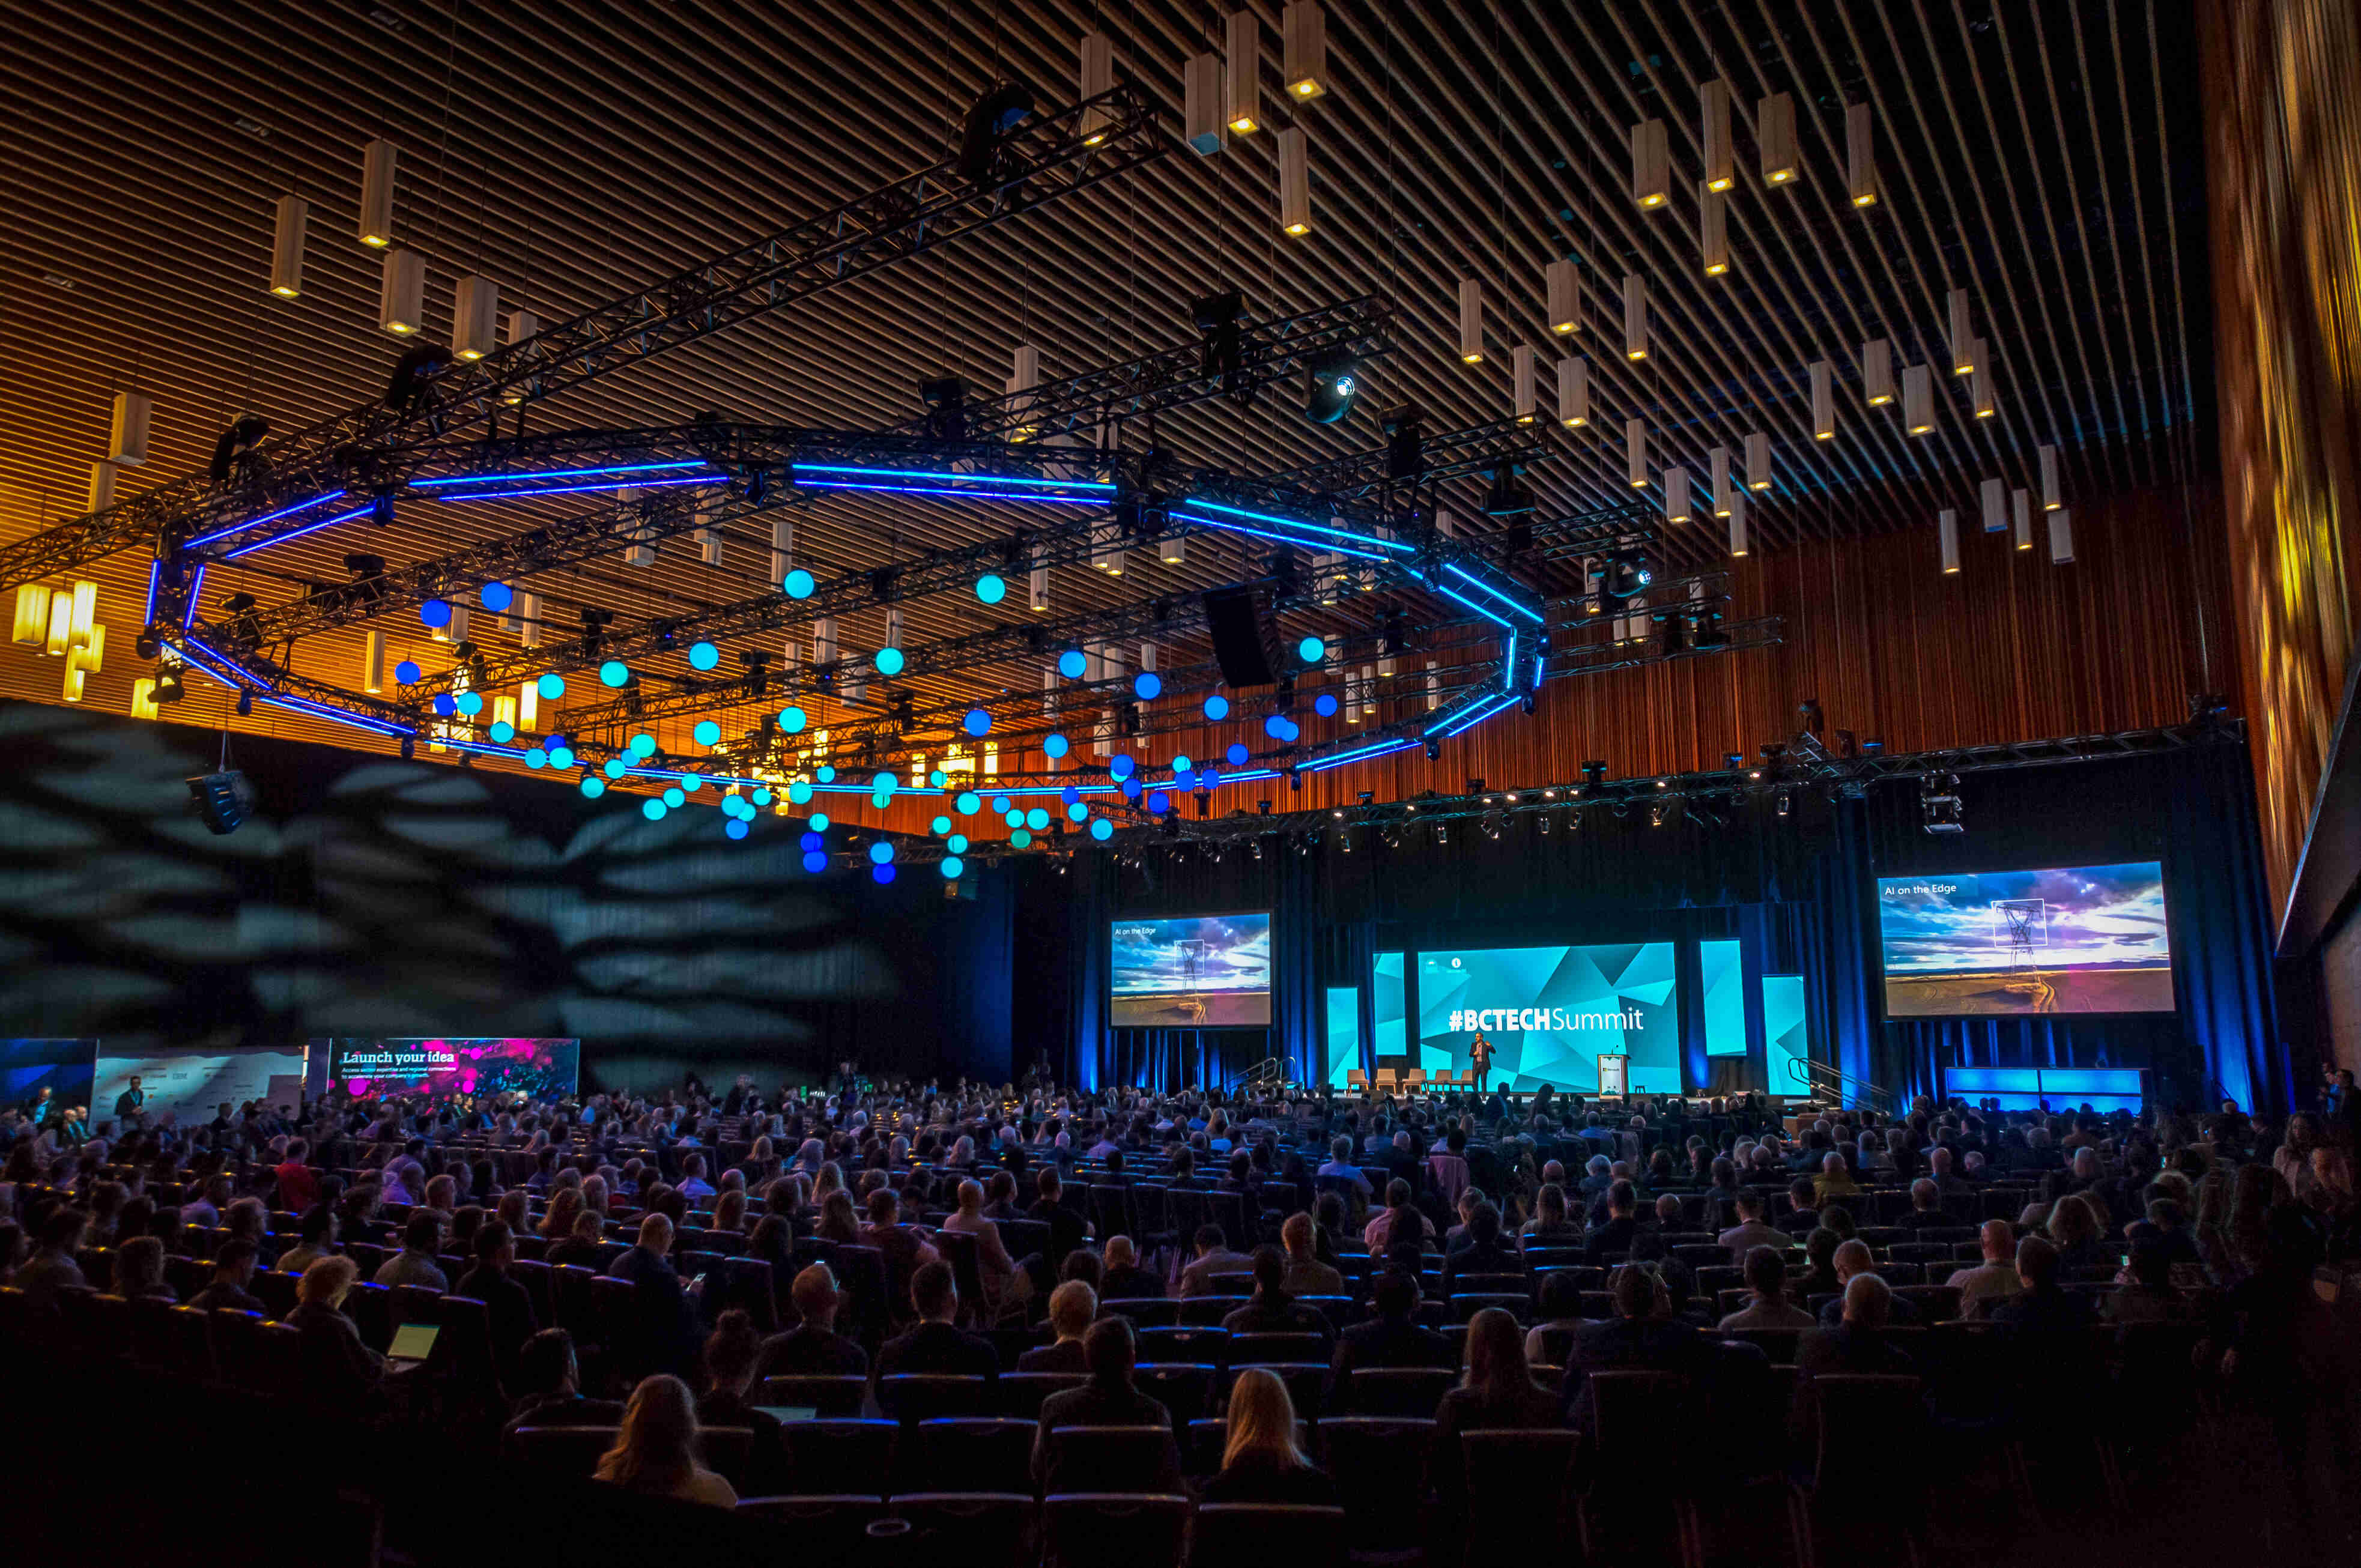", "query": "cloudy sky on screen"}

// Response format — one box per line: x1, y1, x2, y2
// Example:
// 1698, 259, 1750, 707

1878, 862, 2168, 973
1111, 914, 1271, 994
